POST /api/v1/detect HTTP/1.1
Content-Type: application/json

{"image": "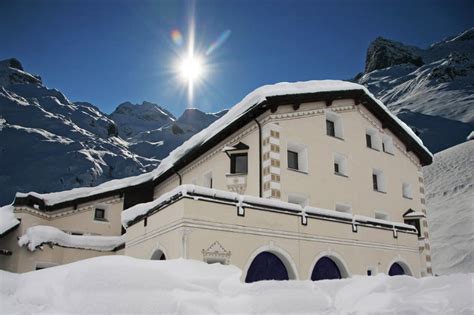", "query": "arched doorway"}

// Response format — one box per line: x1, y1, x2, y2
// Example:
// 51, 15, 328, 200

151, 249, 166, 260
388, 262, 405, 276
245, 252, 289, 283
311, 256, 342, 281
